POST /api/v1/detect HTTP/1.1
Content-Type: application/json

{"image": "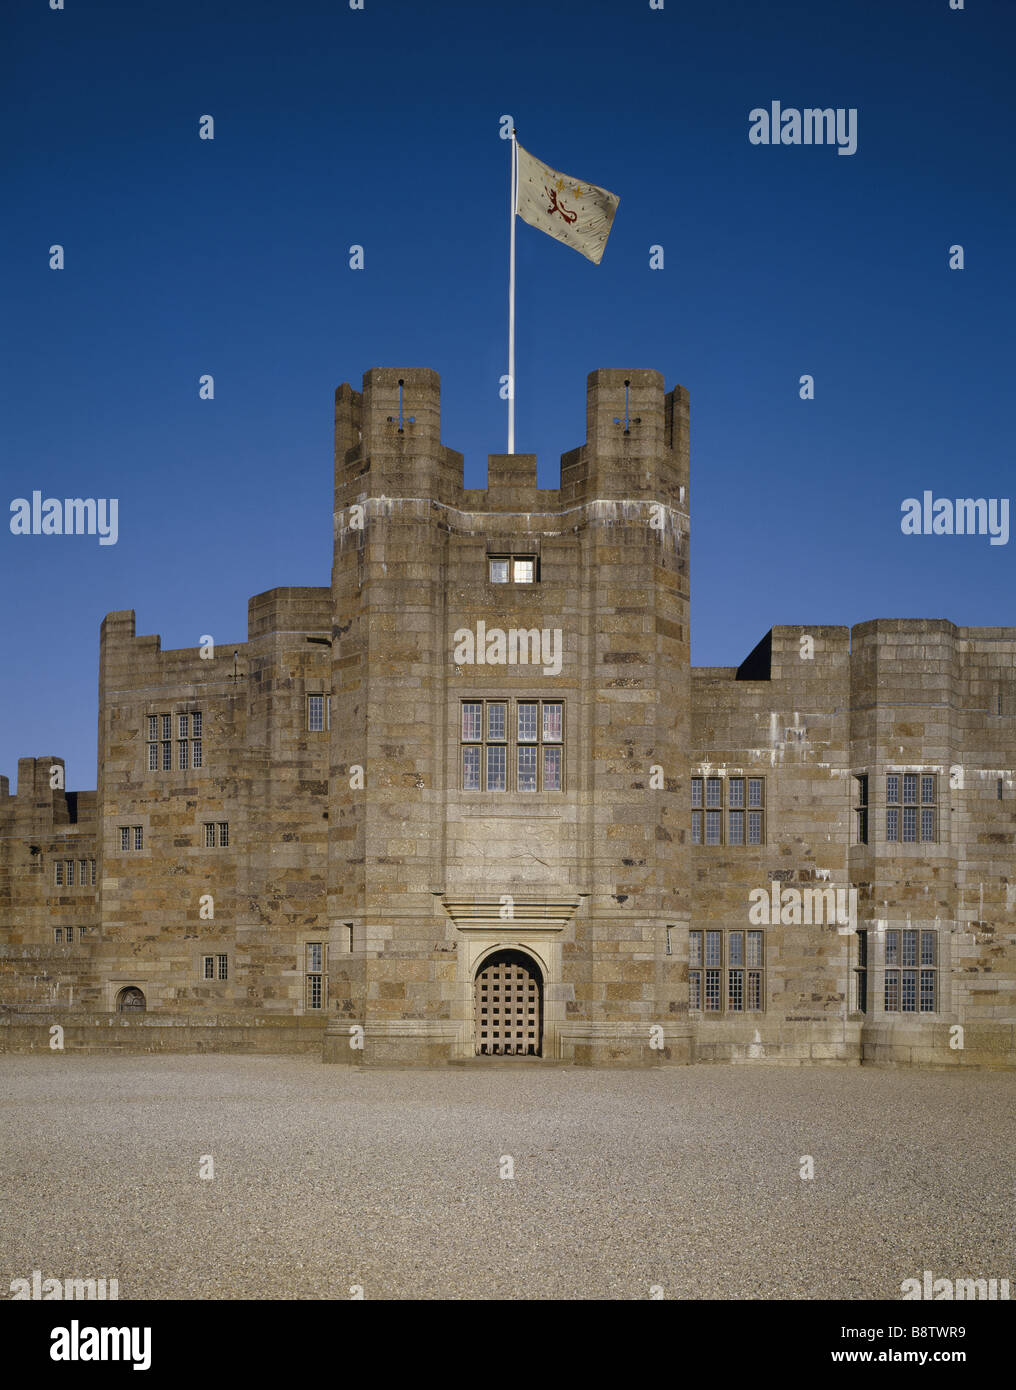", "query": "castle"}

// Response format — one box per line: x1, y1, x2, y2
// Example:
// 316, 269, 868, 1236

2, 367, 1014, 1067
